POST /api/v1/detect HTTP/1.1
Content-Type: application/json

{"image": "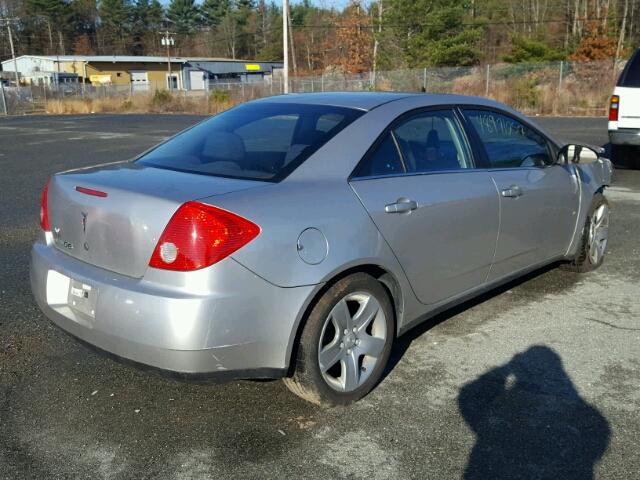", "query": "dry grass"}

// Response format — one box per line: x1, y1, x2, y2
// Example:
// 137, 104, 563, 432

43, 65, 614, 117
45, 90, 238, 115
